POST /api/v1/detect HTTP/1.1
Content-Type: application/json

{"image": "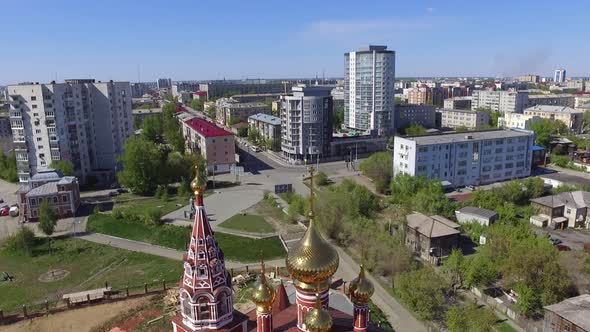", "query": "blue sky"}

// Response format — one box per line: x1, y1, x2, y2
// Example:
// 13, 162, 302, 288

1, 0, 589, 84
